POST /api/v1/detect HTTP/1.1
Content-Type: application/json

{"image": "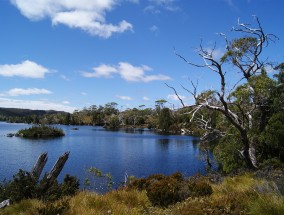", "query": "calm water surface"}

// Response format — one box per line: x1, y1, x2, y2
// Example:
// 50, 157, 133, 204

0, 122, 205, 186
